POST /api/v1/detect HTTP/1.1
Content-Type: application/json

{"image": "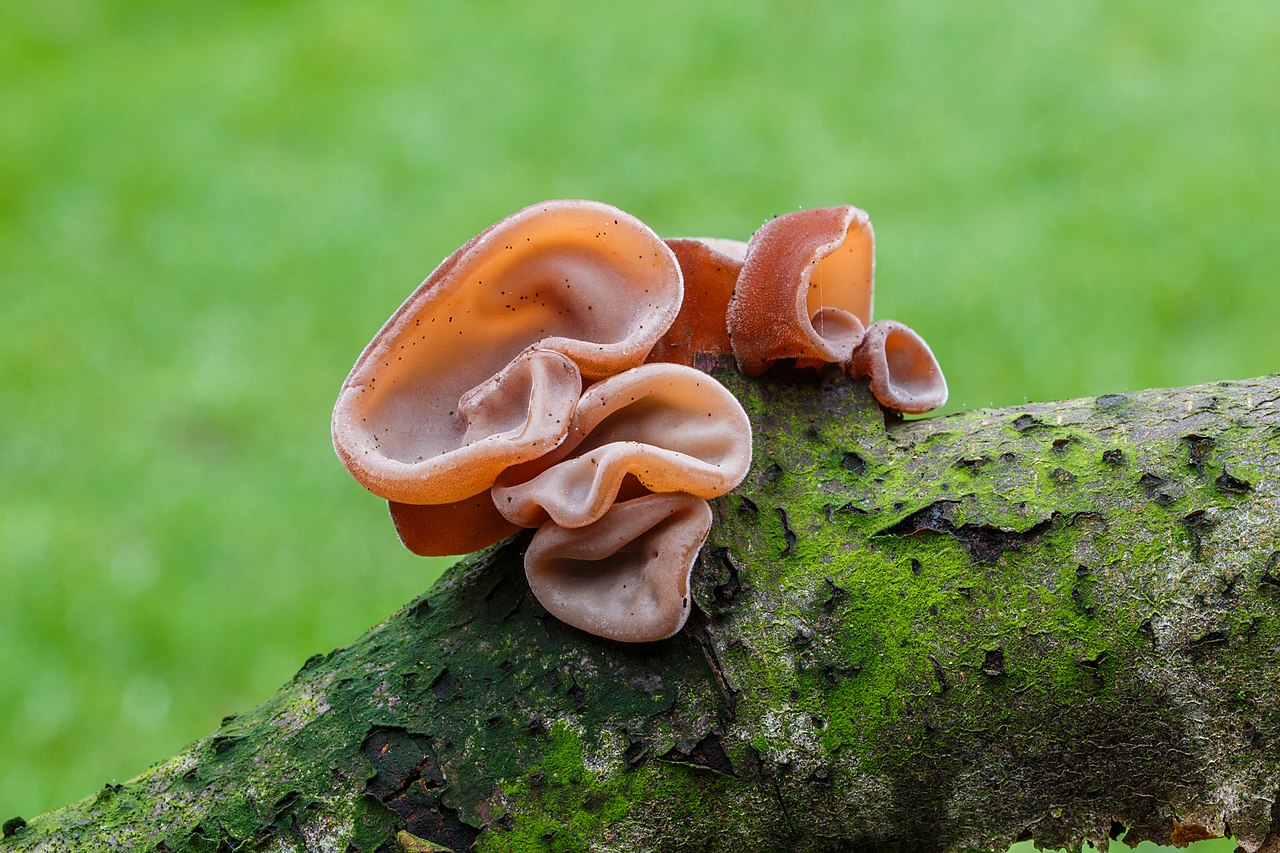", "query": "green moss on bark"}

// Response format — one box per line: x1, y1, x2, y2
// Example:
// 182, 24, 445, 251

4, 370, 1278, 852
